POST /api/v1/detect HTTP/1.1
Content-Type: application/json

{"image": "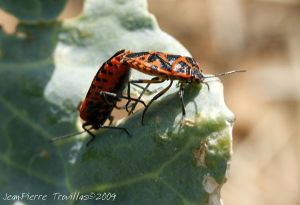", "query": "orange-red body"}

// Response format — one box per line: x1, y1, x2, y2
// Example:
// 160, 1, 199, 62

50, 50, 244, 144
78, 50, 243, 128
122, 51, 205, 83
79, 50, 131, 129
